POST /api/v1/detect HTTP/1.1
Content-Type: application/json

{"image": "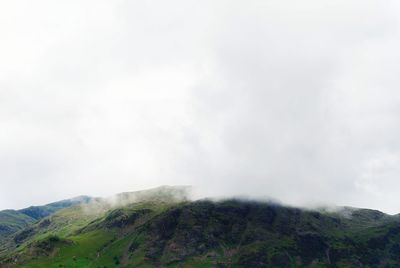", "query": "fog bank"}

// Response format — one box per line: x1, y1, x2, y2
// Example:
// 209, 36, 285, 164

1, 0, 400, 213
